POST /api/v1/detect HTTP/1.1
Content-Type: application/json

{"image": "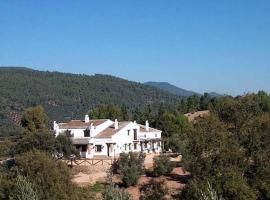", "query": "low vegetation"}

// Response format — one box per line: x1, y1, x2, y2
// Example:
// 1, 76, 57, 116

113, 152, 145, 187
153, 154, 174, 176
139, 179, 168, 200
